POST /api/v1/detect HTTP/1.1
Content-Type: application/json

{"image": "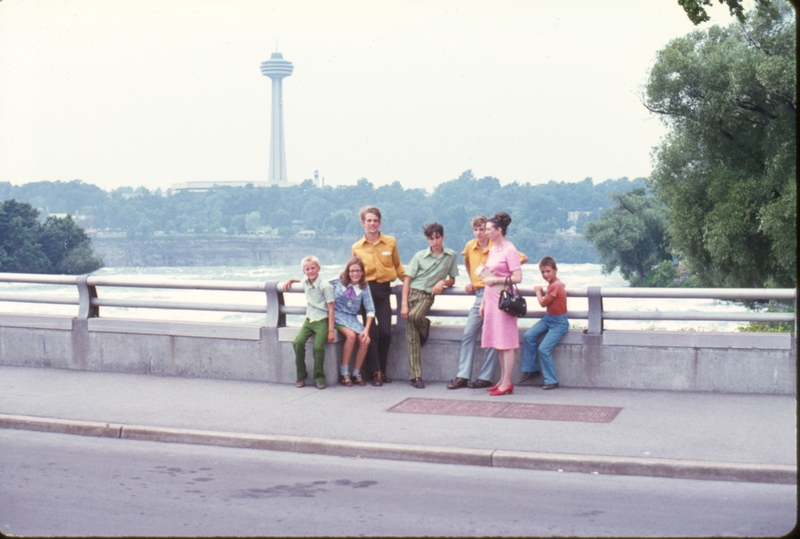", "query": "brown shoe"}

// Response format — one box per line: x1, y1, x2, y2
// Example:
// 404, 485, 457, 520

468, 379, 493, 389
315, 381, 326, 389
372, 373, 383, 387
447, 377, 469, 390
353, 374, 366, 386
410, 378, 425, 389
380, 372, 392, 384
295, 379, 306, 388
339, 374, 353, 387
